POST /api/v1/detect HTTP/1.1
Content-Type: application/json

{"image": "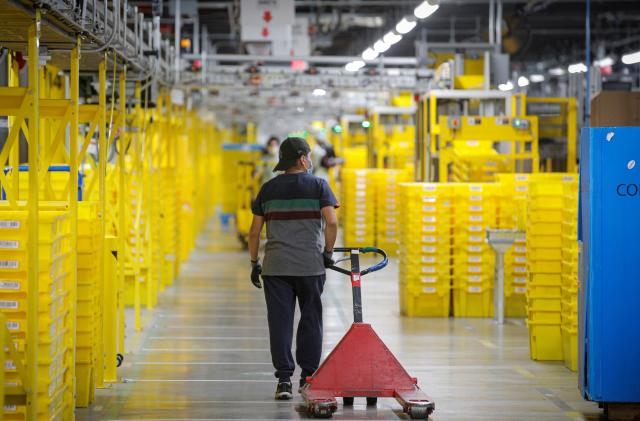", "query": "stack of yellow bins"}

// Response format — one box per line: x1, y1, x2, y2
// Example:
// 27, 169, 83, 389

560, 179, 579, 371
398, 183, 454, 317
125, 176, 150, 307
76, 202, 102, 407
341, 169, 377, 248
374, 169, 410, 255
526, 178, 566, 361
496, 174, 530, 317
0, 208, 73, 420
452, 183, 499, 317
